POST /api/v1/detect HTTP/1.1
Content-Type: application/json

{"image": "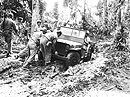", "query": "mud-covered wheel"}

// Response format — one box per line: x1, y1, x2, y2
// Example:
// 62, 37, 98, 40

67, 52, 80, 66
